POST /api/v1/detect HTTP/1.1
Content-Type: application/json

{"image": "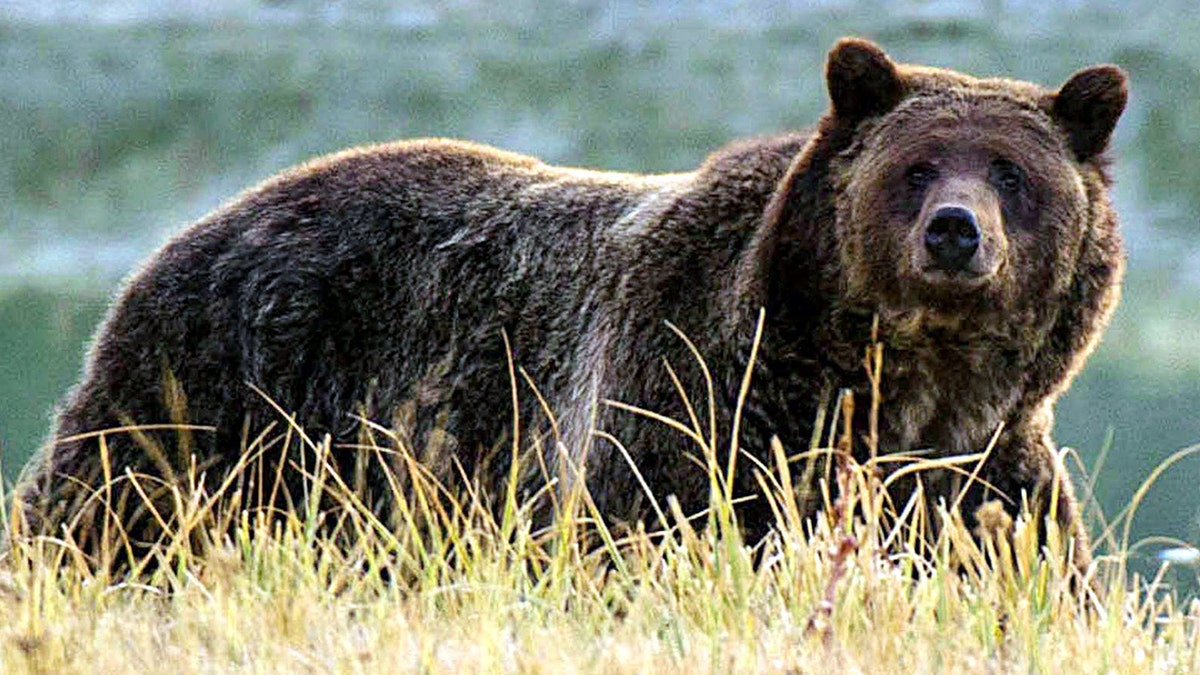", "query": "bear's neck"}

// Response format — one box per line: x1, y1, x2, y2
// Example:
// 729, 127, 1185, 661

826, 302, 1035, 456
734, 288, 1044, 463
